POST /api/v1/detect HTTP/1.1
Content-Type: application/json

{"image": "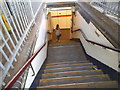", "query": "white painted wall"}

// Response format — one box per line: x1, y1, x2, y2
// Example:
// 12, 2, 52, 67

25, 10, 48, 88
47, 13, 52, 32
72, 11, 119, 72
47, 12, 53, 40
51, 10, 72, 29
73, 11, 114, 47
